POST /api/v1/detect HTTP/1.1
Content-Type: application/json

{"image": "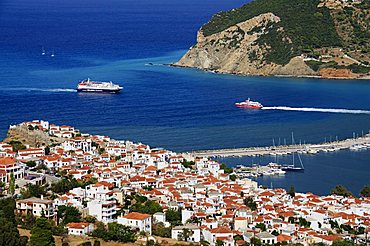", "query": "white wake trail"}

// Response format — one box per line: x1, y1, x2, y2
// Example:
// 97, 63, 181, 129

43, 88, 76, 92
262, 106, 370, 115
5, 88, 76, 93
